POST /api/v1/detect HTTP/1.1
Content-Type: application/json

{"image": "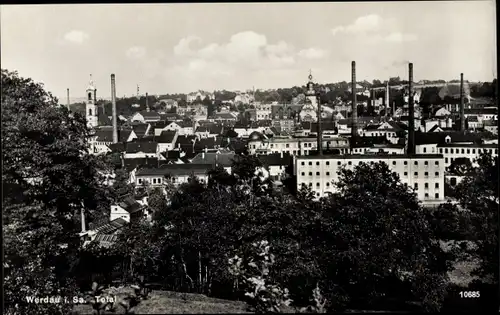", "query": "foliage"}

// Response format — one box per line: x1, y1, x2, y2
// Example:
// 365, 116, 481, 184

2, 69, 111, 314
228, 241, 293, 313
318, 162, 451, 311
454, 153, 499, 282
